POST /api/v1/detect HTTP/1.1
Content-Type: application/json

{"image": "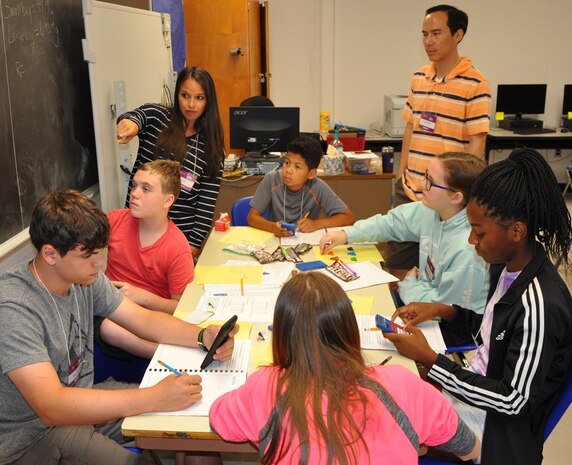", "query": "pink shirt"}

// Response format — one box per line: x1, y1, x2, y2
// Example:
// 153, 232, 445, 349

105, 209, 194, 298
210, 365, 460, 465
